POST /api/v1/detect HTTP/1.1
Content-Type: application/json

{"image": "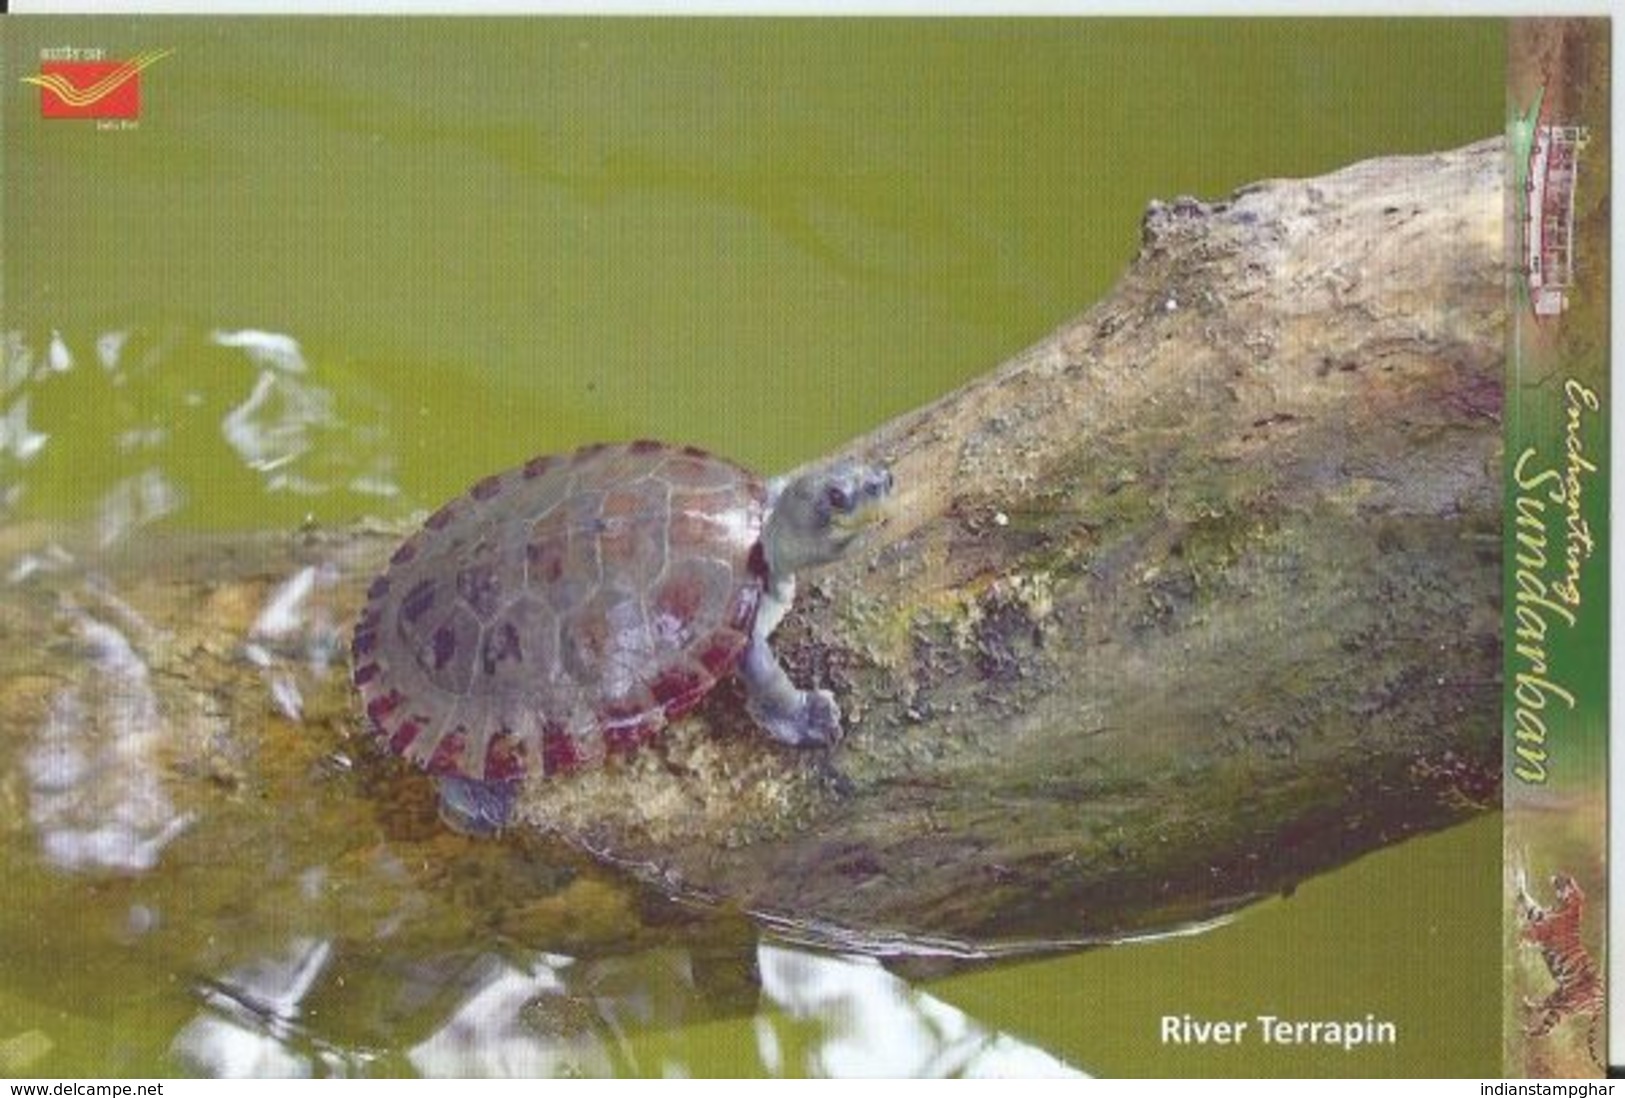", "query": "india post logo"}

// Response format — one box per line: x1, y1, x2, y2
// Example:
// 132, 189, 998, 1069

21, 48, 172, 120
